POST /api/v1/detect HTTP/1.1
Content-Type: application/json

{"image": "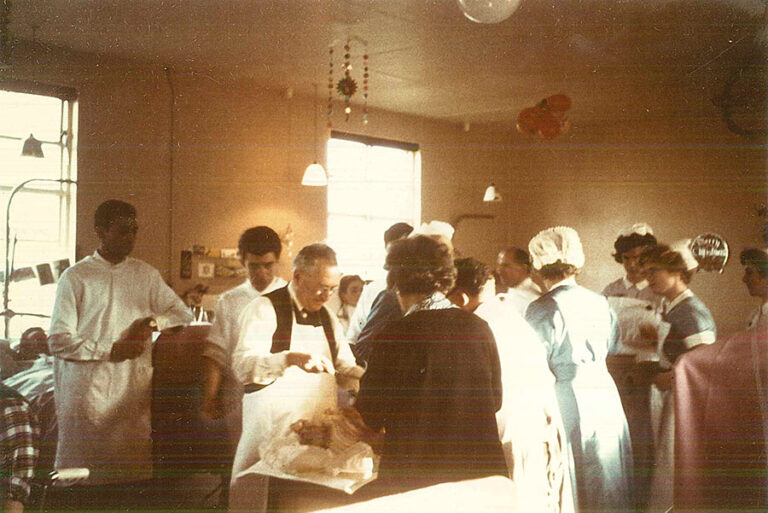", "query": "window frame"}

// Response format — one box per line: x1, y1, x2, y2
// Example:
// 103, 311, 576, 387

0, 80, 78, 339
